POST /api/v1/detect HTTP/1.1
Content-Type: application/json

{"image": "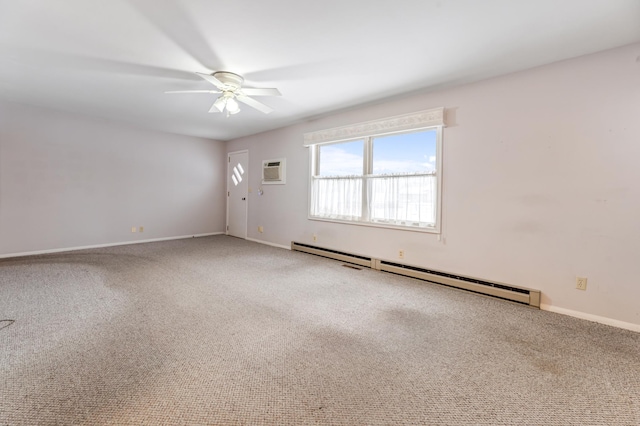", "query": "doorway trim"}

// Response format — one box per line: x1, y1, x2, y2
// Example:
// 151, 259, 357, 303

226, 149, 249, 239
